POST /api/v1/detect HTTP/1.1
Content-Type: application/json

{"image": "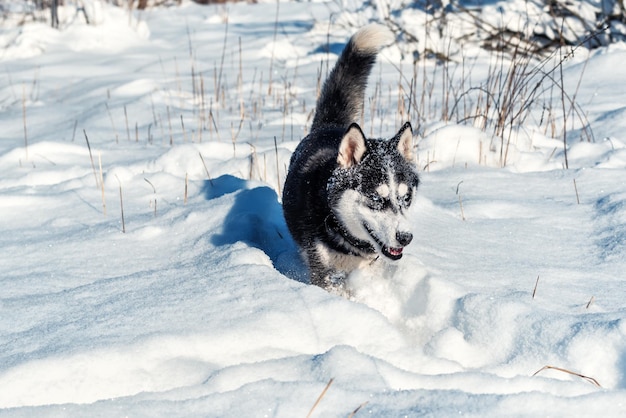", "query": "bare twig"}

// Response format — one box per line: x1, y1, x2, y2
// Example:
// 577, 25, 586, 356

71, 119, 78, 142
532, 275, 540, 299
532, 365, 601, 387
216, 15, 229, 103
306, 378, 334, 418
167, 106, 173, 146
98, 151, 106, 216
274, 136, 281, 196
184, 172, 188, 205
267, 0, 280, 96
144, 177, 157, 217
456, 181, 465, 221
198, 152, 214, 186
105, 102, 119, 143
83, 130, 99, 188
115, 175, 126, 233
124, 104, 131, 142
181, 114, 187, 143
348, 401, 369, 418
